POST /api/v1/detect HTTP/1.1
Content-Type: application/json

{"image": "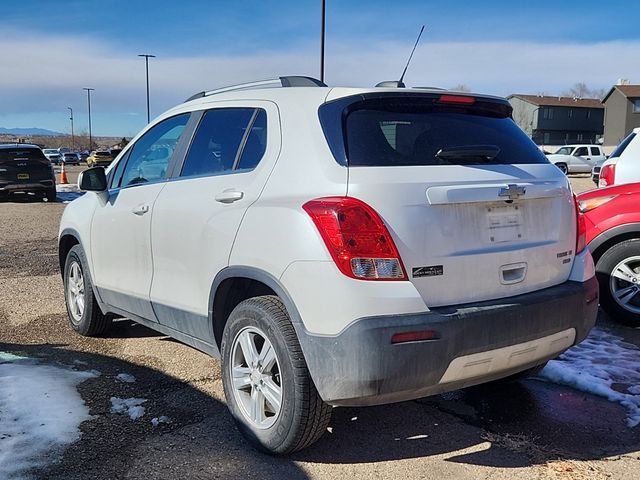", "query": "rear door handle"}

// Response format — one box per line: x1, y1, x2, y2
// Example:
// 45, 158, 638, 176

215, 190, 244, 203
132, 204, 150, 215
